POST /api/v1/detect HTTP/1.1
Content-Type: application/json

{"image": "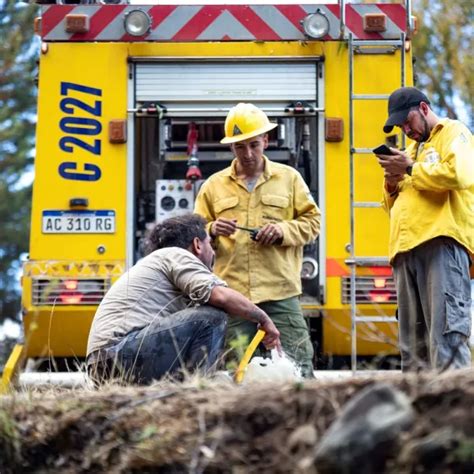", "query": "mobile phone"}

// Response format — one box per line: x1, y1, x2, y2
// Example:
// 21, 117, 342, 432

373, 144, 396, 156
